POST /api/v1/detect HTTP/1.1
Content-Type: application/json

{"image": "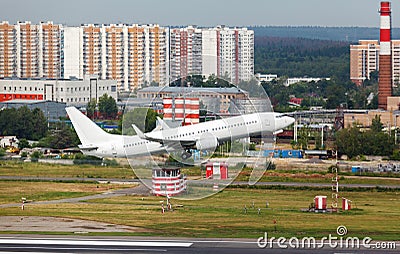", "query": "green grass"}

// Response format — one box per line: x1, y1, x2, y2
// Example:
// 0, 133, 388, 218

0, 185, 399, 240
0, 160, 136, 179
0, 181, 131, 204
